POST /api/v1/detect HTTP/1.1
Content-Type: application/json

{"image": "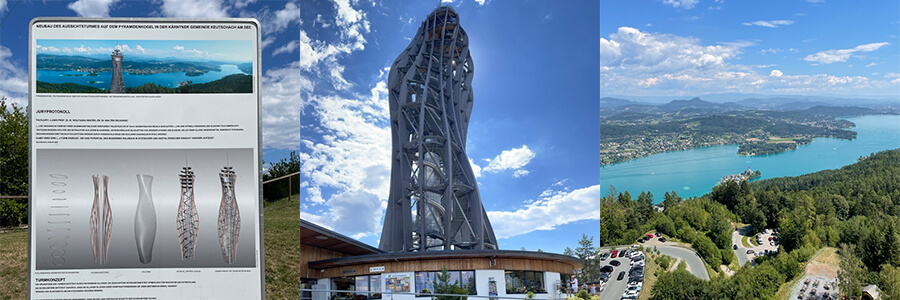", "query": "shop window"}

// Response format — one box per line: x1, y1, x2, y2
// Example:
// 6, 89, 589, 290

415, 270, 476, 296
332, 275, 383, 300
505, 271, 546, 294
